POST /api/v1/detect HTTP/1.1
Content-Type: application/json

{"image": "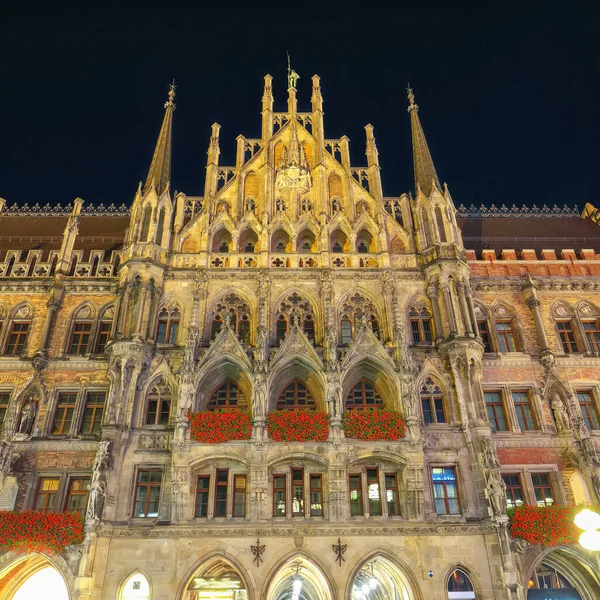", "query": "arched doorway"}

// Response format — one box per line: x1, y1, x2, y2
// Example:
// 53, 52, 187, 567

183, 556, 248, 599
447, 569, 475, 599
267, 557, 333, 600
5, 564, 69, 600
528, 562, 582, 599
349, 556, 416, 600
